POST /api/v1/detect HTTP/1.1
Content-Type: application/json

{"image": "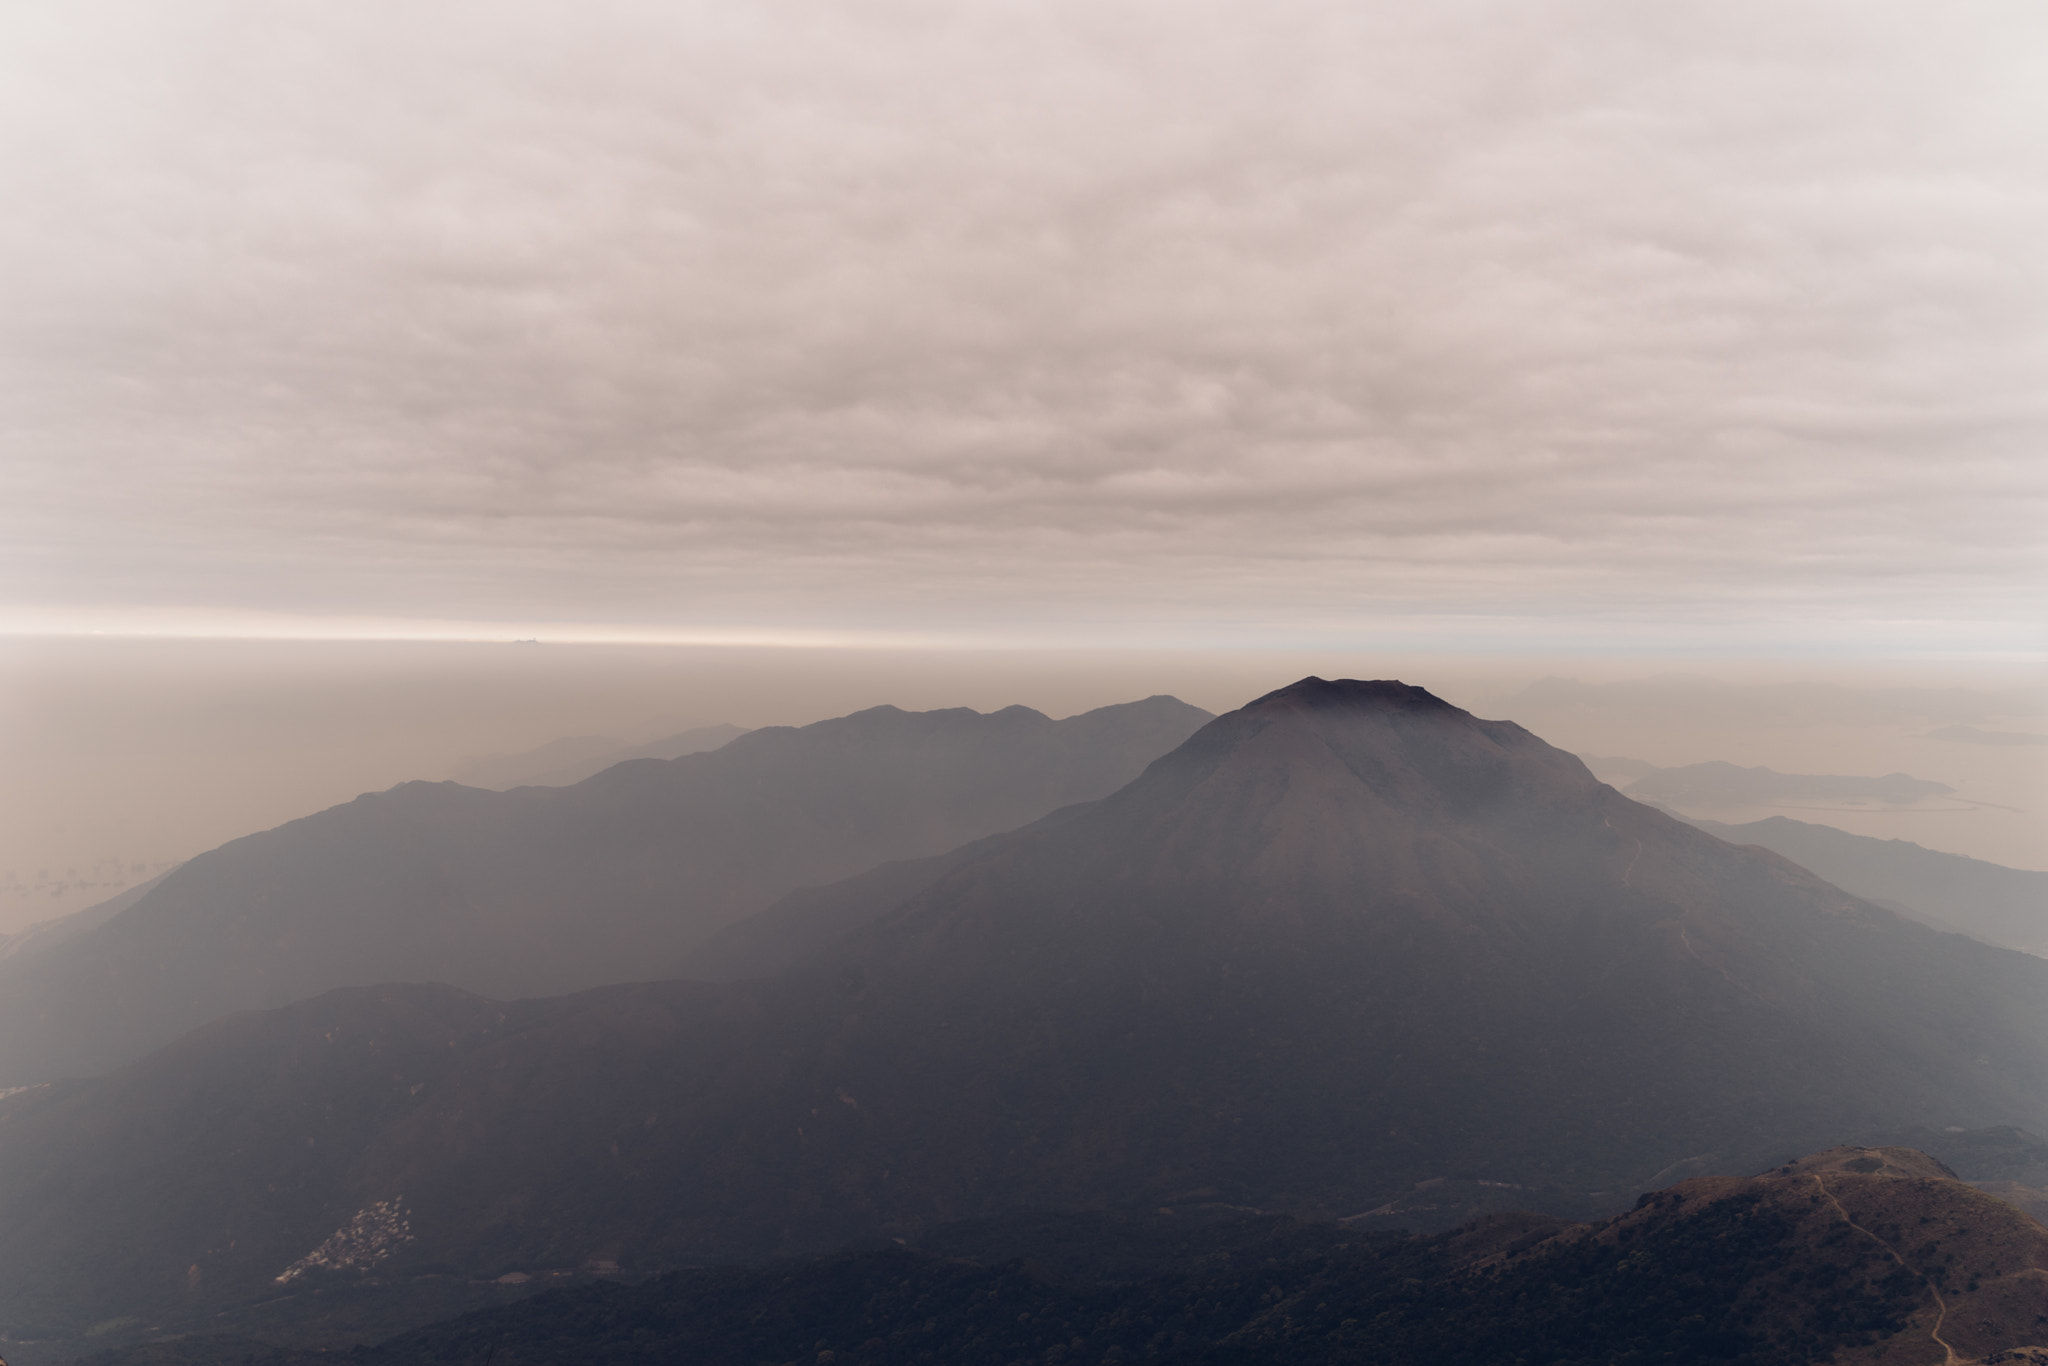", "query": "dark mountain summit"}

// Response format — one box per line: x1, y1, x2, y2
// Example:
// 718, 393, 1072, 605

0, 694, 1212, 1087
799, 678, 2048, 1203
4, 679, 2046, 1342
